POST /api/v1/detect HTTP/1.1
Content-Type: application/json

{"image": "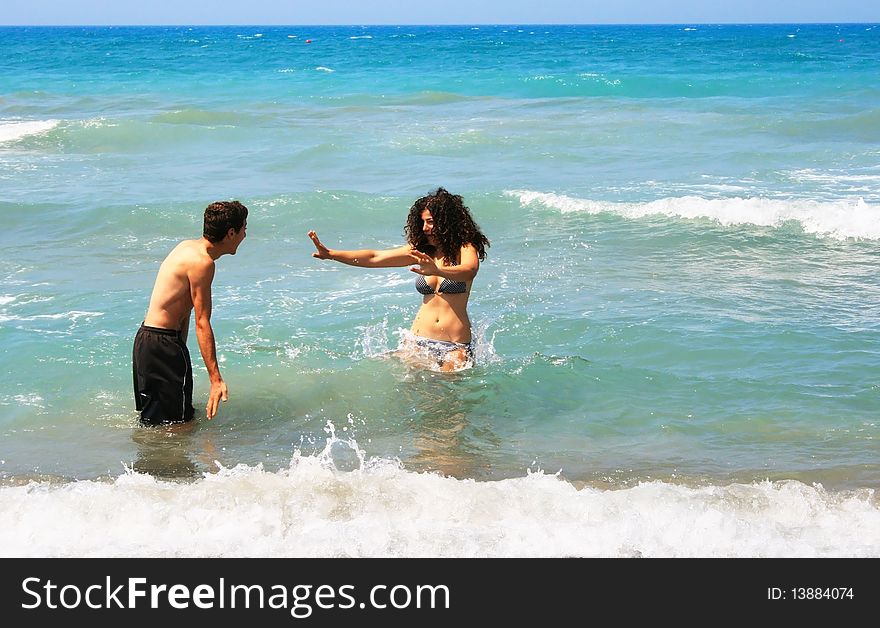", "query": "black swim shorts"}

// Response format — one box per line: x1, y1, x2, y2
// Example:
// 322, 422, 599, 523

132, 324, 195, 425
